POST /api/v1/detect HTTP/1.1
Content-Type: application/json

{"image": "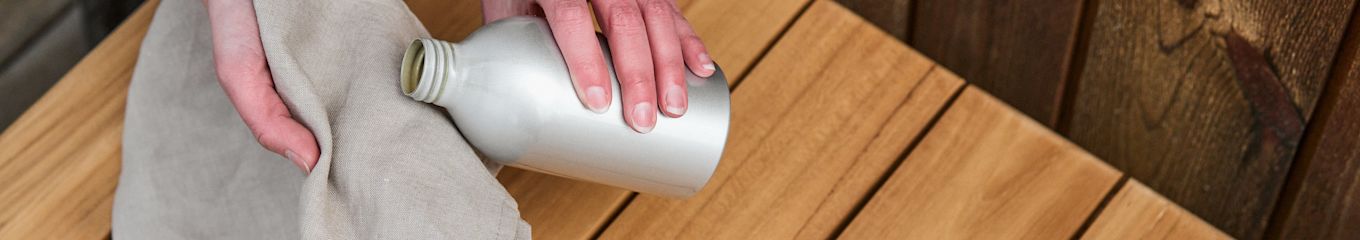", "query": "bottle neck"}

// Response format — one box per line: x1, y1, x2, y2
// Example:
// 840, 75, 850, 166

400, 38, 458, 104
